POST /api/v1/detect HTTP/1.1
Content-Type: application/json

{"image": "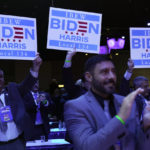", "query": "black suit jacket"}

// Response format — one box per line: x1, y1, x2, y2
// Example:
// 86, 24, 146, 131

23, 91, 53, 138
62, 67, 87, 99
4, 73, 37, 140
119, 76, 132, 96
119, 77, 145, 119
